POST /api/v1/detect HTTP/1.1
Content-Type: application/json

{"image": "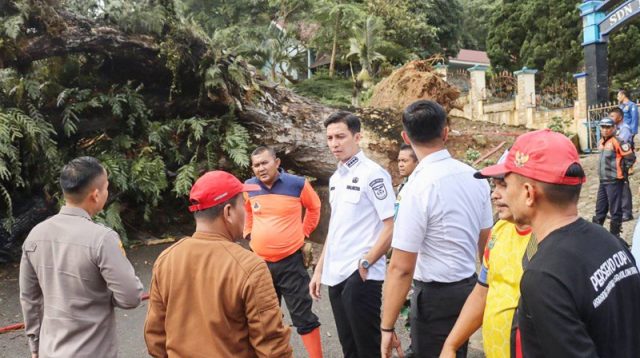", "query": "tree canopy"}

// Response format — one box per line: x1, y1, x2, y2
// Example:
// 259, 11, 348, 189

487, 0, 640, 91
